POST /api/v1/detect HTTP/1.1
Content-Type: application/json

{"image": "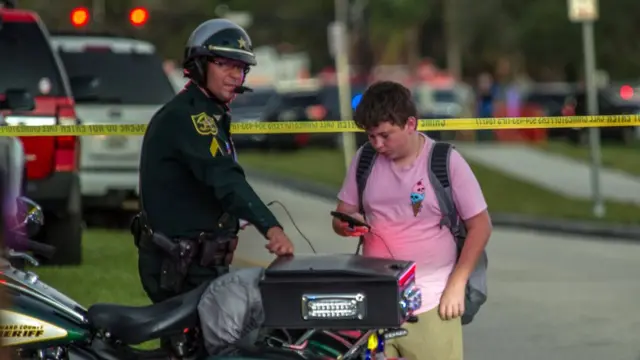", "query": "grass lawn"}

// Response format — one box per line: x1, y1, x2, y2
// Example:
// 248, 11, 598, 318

32, 229, 149, 307
536, 141, 640, 177
238, 148, 640, 225
28, 229, 156, 348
